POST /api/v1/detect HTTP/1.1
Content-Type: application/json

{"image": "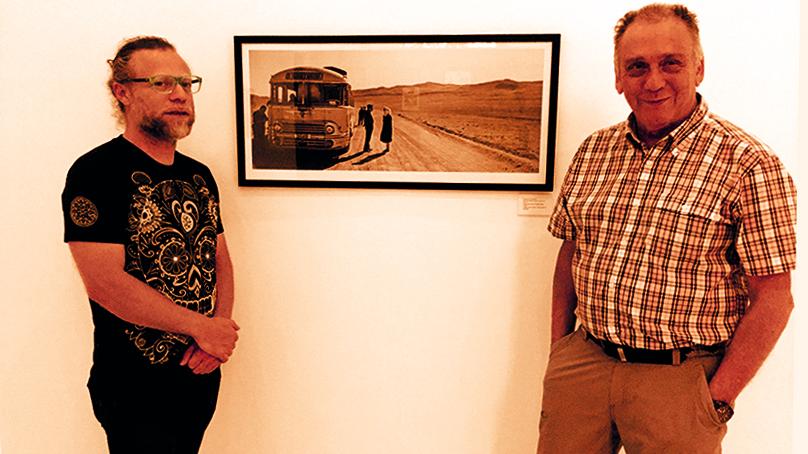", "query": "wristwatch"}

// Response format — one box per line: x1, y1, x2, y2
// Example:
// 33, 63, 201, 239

712, 400, 734, 424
